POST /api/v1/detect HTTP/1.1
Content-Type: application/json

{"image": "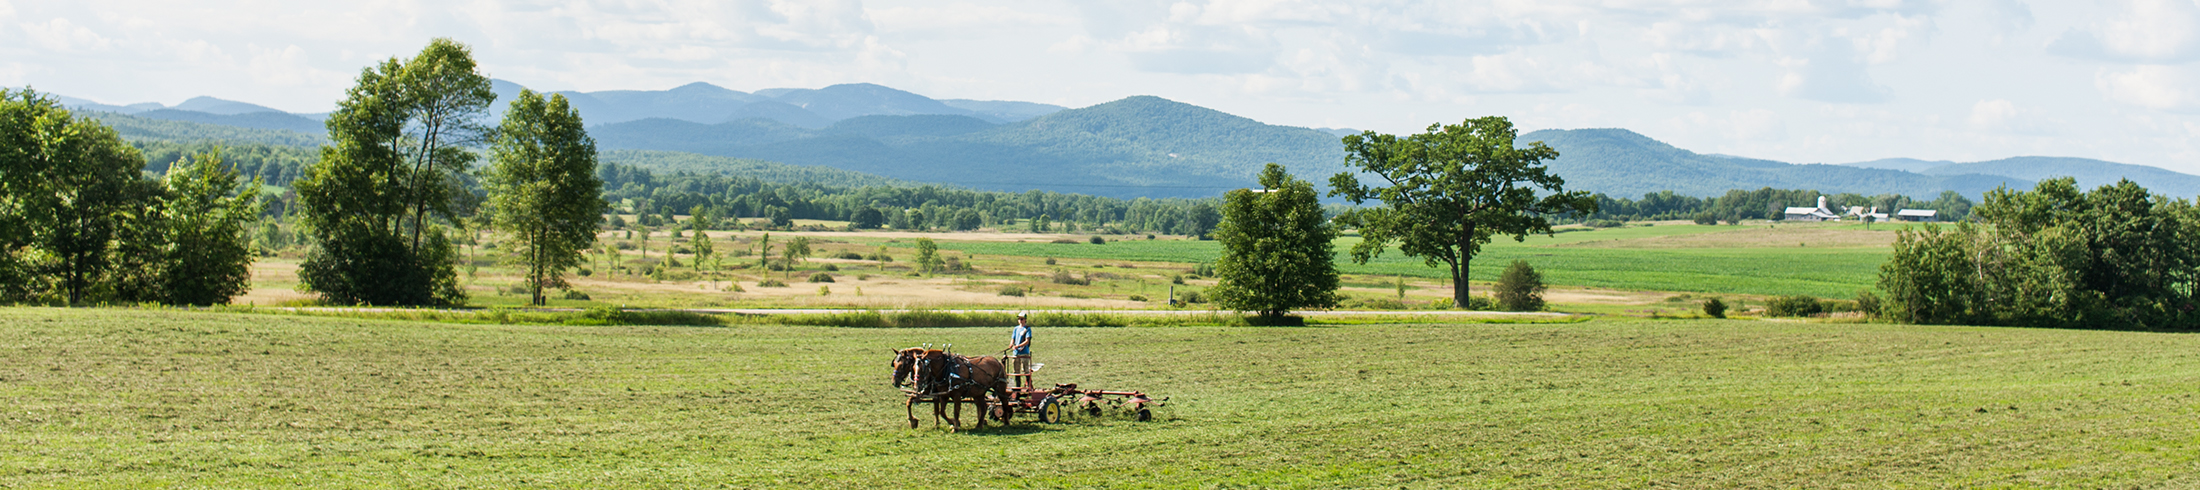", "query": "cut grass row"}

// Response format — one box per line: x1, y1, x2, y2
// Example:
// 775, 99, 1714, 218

3, 308, 2195, 487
